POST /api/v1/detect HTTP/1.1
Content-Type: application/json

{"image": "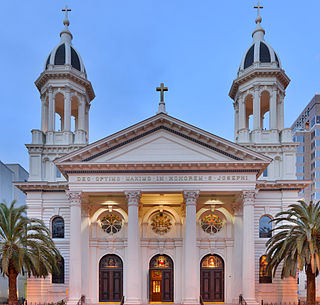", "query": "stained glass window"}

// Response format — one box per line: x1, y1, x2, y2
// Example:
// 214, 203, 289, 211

259, 216, 272, 238
200, 213, 223, 235
100, 255, 123, 270
150, 255, 173, 269
52, 216, 64, 238
259, 255, 272, 283
201, 255, 223, 269
101, 214, 123, 234
151, 212, 172, 235
52, 256, 64, 284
